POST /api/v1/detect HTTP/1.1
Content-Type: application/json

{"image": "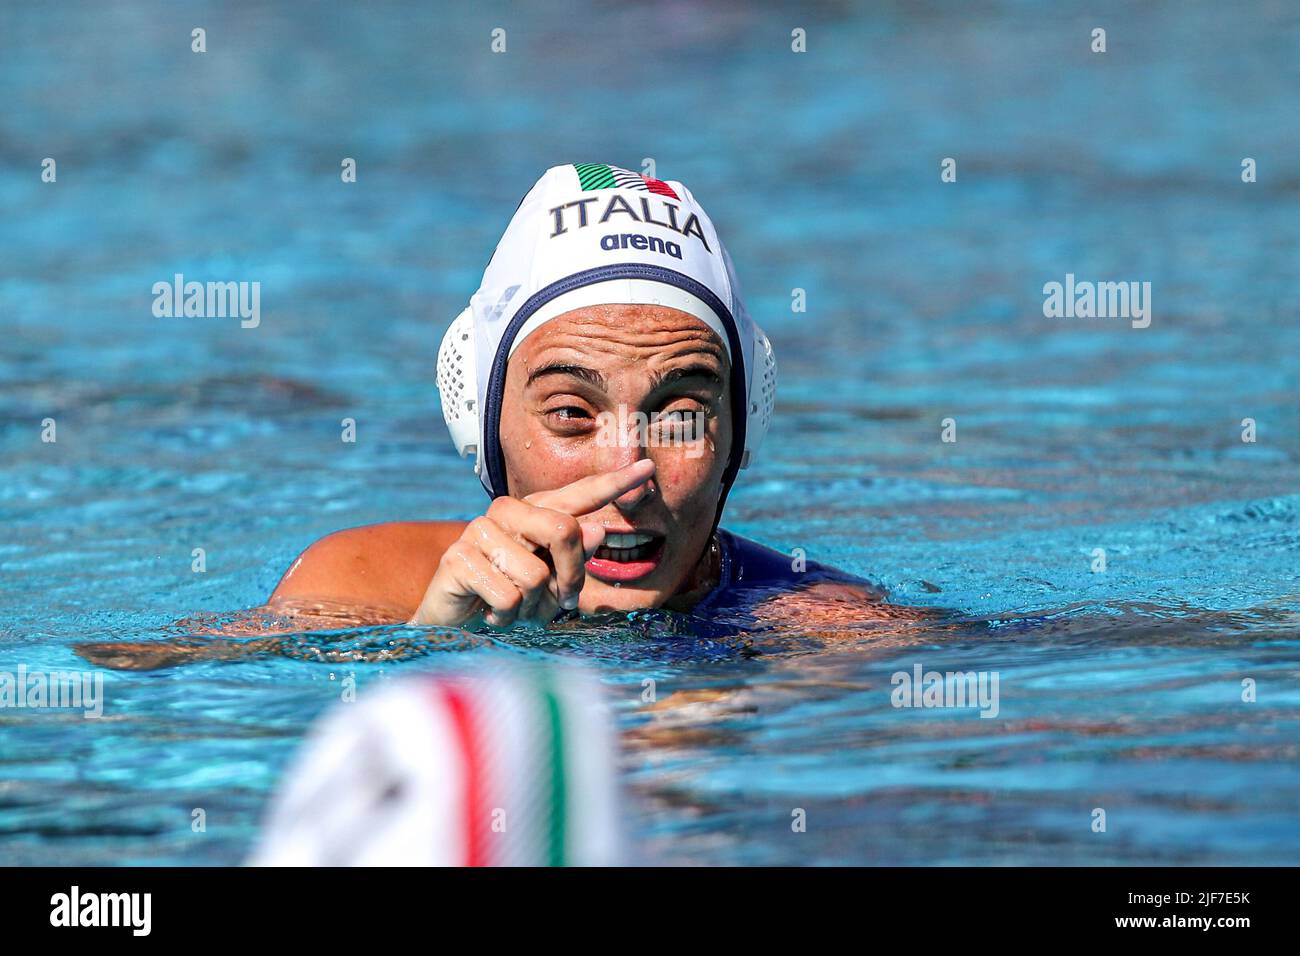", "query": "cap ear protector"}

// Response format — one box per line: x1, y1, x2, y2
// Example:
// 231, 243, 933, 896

437, 300, 775, 482
436, 306, 480, 468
